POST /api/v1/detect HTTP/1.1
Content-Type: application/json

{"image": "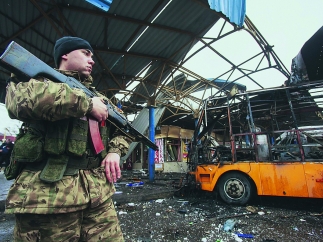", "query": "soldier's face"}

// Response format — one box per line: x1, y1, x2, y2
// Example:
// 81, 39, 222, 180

62, 49, 95, 77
